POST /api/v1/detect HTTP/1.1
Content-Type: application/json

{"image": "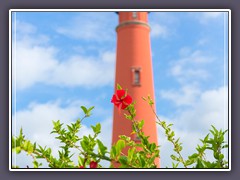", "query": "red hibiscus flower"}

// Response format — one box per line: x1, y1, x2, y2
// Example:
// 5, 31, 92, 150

89, 161, 98, 168
111, 89, 132, 110
79, 166, 84, 168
